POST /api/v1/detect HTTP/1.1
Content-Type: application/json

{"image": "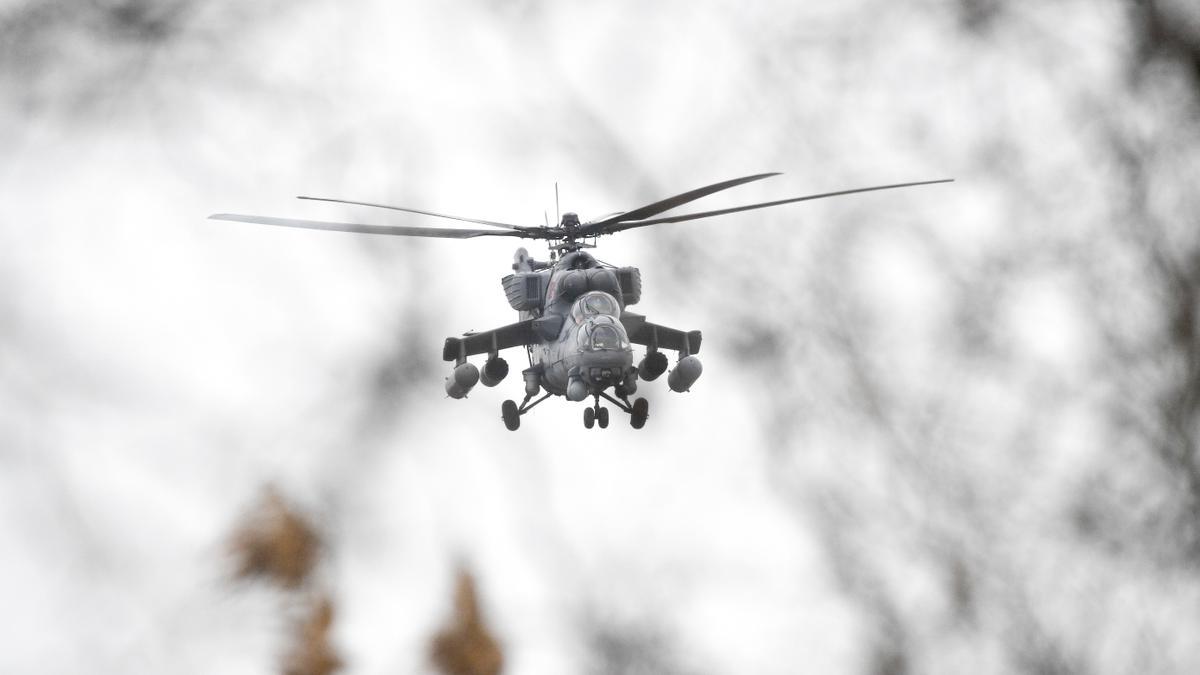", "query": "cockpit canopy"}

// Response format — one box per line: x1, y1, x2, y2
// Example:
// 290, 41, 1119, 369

576, 315, 631, 351
570, 291, 620, 323
590, 324, 623, 350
